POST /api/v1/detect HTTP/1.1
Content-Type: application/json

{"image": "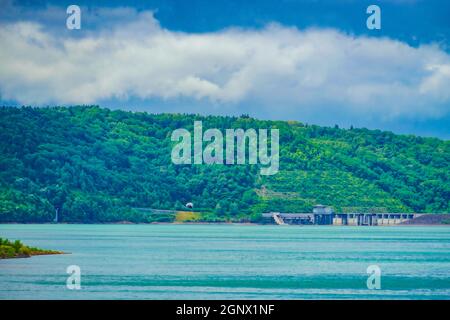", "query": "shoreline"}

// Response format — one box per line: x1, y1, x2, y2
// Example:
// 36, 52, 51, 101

1, 251, 67, 259
0, 221, 449, 226
0, 237, 67, 260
